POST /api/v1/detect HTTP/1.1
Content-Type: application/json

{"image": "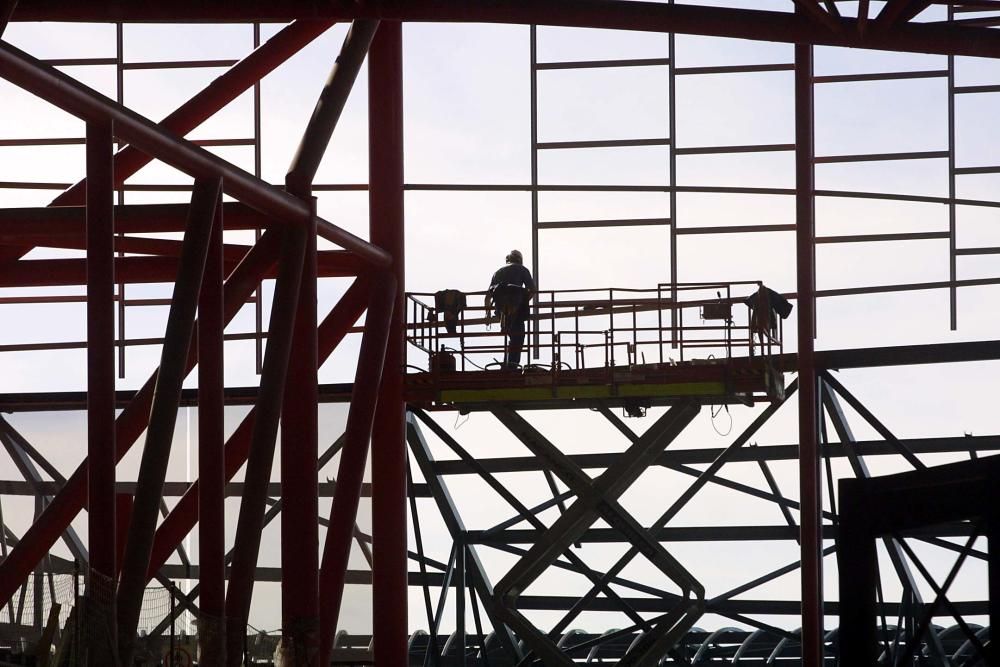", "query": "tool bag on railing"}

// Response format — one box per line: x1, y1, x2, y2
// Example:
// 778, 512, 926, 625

433, 289, 466, 334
